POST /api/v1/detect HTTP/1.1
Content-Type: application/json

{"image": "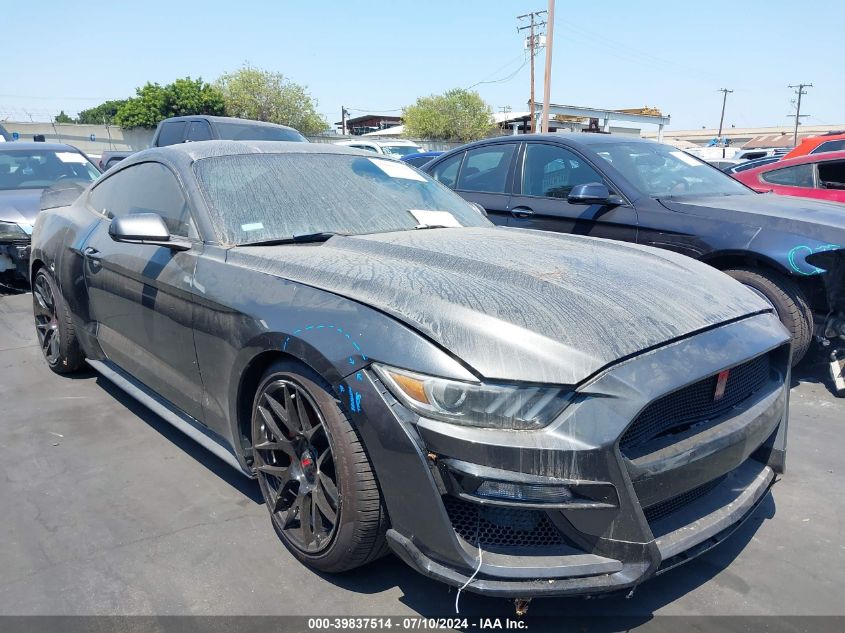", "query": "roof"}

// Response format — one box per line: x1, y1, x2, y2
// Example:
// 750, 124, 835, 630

120, 140, 371, 170
157, 115, 299, 131
0, 141, 83, 152
463, 132, 656, 147
747, 150, 845, 171
336, 114, 402, 126
362, 125, 406, 137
